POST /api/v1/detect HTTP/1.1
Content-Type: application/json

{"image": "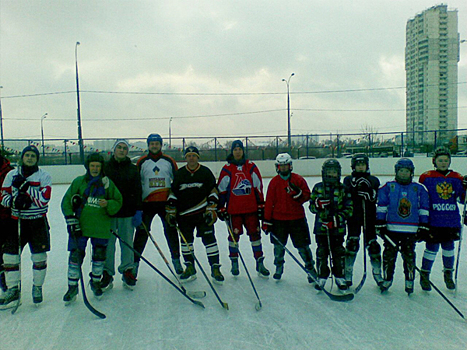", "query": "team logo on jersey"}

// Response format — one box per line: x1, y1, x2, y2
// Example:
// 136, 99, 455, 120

398, 197, 411, 218
152, 165, 160, 175
232, 174, 252, 196
436, 181, 453, 200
